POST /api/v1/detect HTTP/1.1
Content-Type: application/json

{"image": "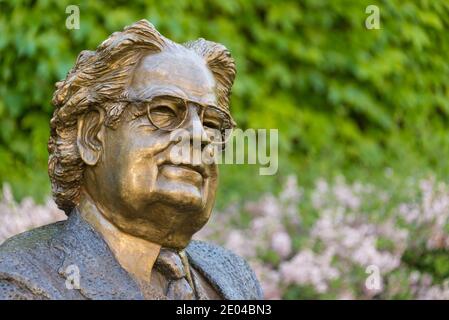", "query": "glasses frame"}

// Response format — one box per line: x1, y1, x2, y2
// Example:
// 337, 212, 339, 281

135, 95, 236, 146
